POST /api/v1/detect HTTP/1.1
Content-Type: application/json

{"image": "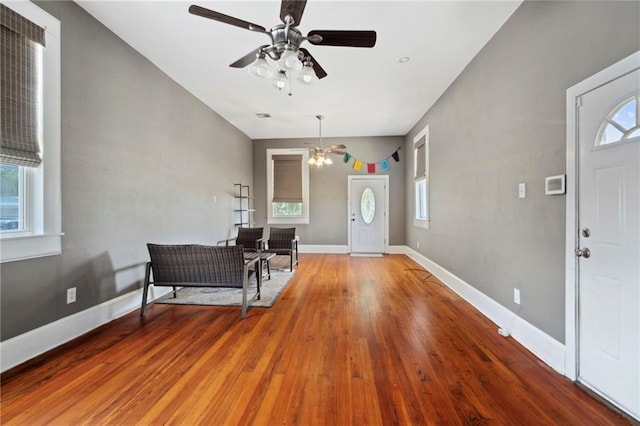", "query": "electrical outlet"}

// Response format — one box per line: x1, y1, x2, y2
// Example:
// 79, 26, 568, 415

514, 288, 521, 305
67, 287, 77, 304
416, 240, 420, 249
